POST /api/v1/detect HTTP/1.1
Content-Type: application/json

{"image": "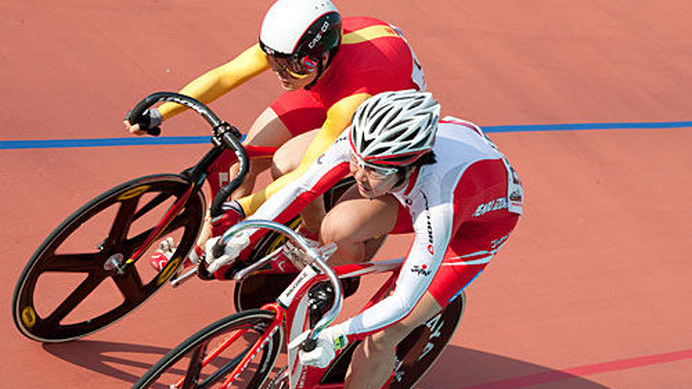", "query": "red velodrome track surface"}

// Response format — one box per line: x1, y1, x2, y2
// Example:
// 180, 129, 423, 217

2, 1, 691, 388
